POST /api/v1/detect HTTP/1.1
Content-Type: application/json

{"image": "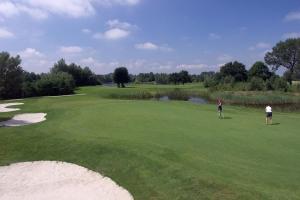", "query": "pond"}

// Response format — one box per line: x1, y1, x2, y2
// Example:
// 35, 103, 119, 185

155, 96, 208, 104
